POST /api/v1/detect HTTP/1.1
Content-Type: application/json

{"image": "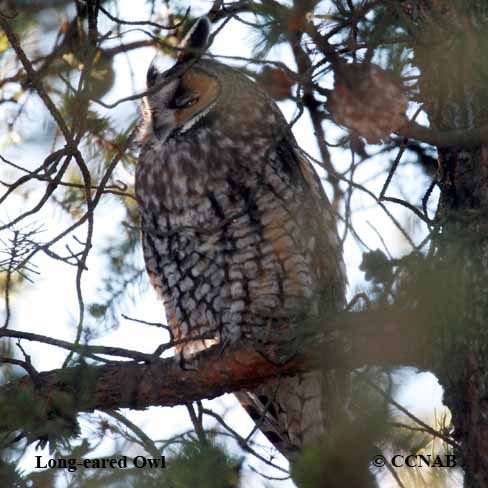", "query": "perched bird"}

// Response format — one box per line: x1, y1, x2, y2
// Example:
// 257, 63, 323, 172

135, 17, 346, 458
